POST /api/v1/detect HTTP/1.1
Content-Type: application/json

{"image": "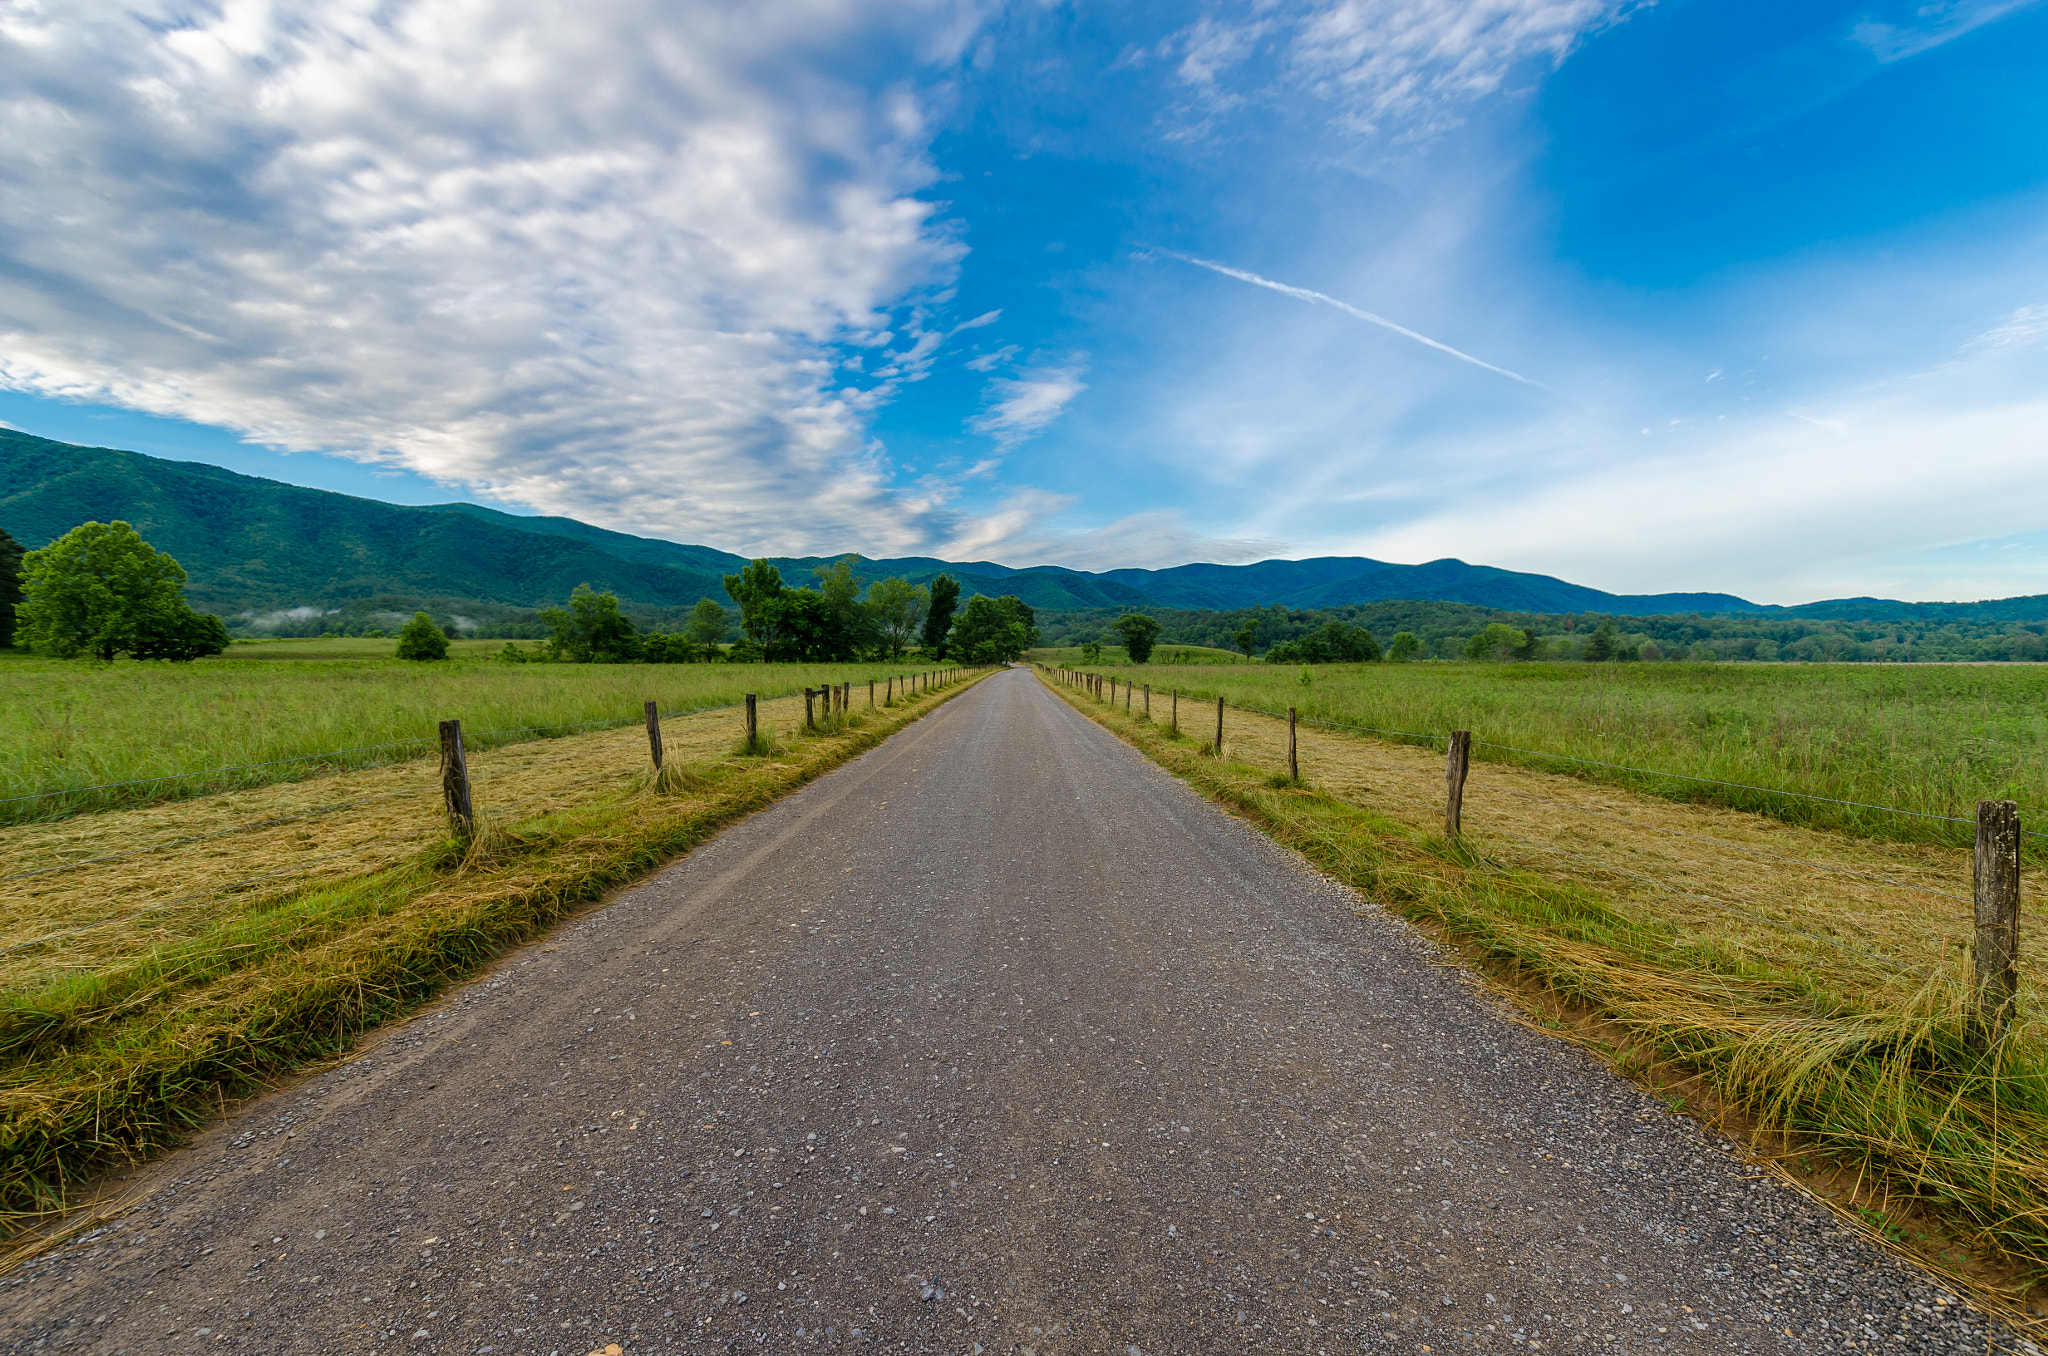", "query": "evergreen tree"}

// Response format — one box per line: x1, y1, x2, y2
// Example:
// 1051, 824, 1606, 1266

922, 573, 960, 658
1115, 612, 1163, 663
1583, 618, 1619, 662
0, 525, 22, 649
